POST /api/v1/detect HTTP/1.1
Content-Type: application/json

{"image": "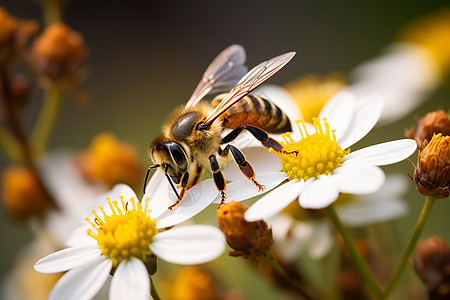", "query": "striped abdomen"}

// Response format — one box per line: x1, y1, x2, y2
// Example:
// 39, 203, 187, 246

212, 94, 292, 133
